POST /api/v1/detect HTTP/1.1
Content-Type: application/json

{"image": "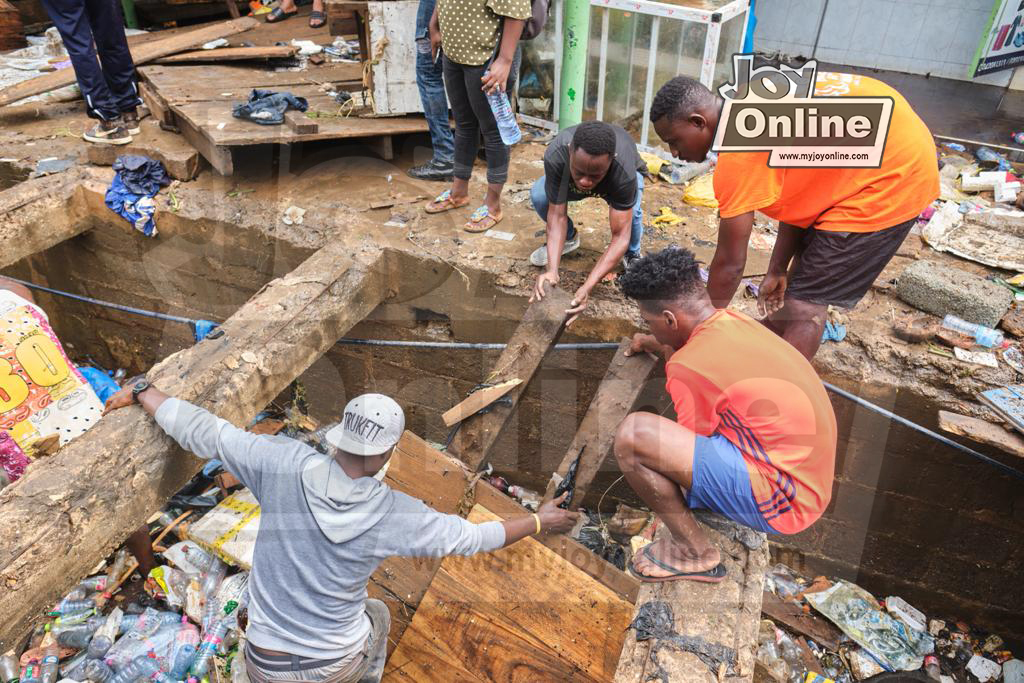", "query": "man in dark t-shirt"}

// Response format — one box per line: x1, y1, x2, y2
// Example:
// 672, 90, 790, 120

530, 121, 647, 323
